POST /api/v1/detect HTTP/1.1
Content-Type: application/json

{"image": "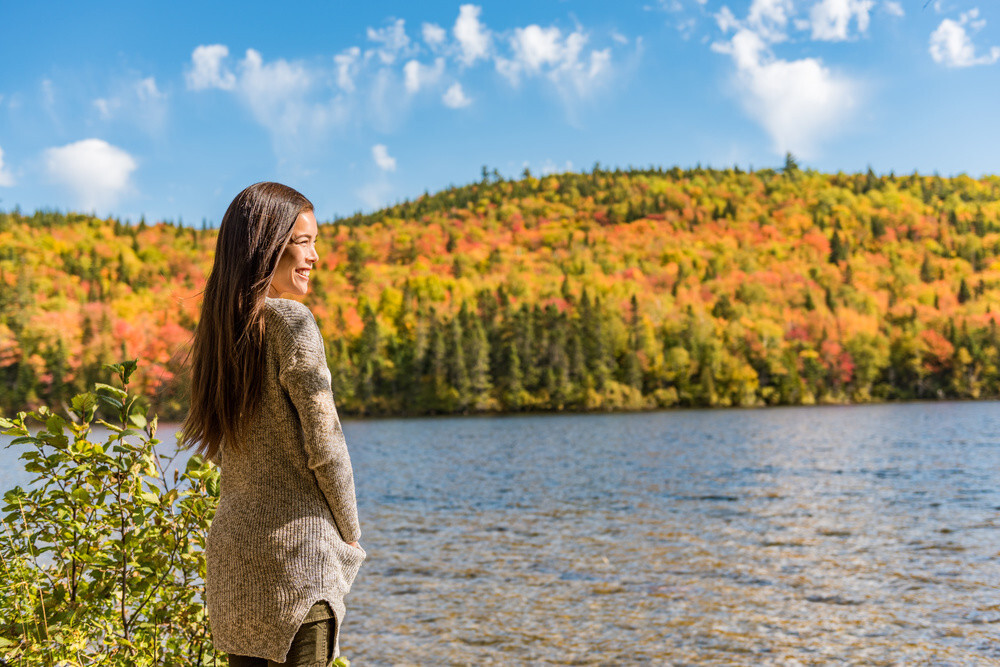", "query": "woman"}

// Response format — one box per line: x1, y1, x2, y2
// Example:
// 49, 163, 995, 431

181, 182, 365, 666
